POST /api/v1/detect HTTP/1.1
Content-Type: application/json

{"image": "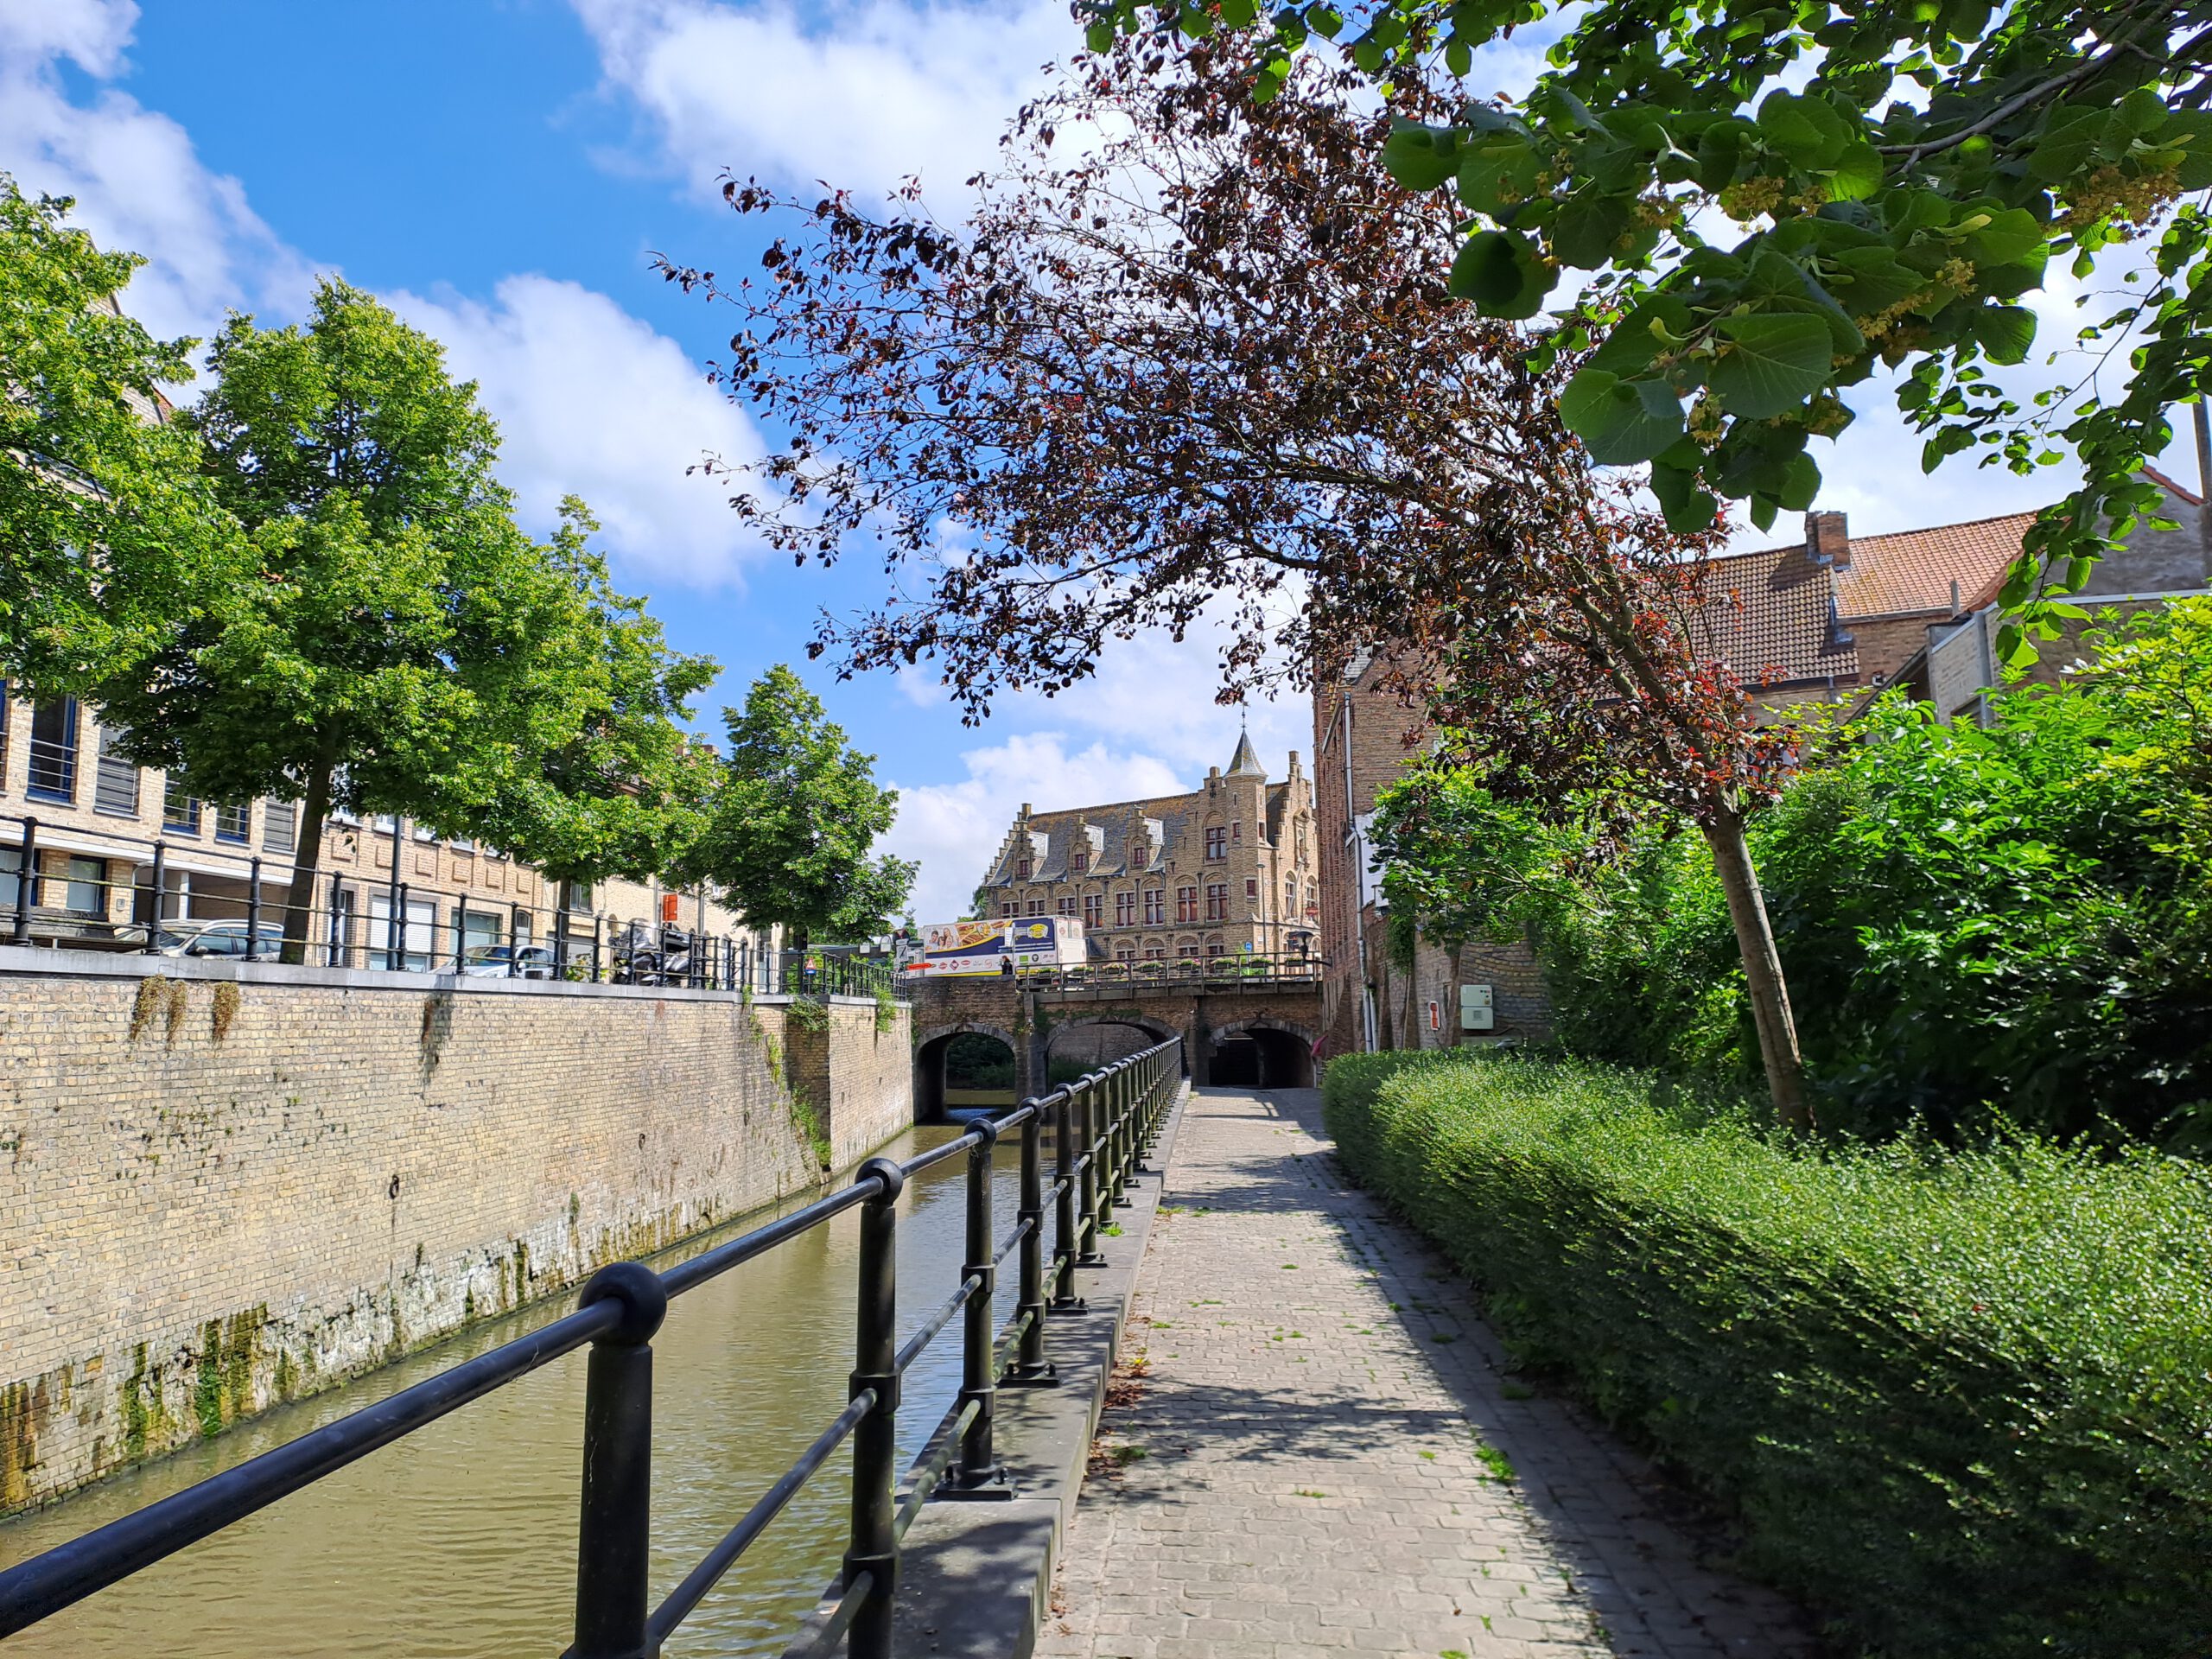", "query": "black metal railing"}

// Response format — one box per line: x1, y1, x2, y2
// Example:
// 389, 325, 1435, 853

0, 811, 909, 1001
0, 1037, 1182, 1656
1006, 952, 1326, 992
